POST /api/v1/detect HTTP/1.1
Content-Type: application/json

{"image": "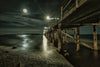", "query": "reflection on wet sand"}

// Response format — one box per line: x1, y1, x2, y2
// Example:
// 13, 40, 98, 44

42, 35, 53, 57
18, 35, 32, 50
43, 35, 47, 51
0, 34, 73, 67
